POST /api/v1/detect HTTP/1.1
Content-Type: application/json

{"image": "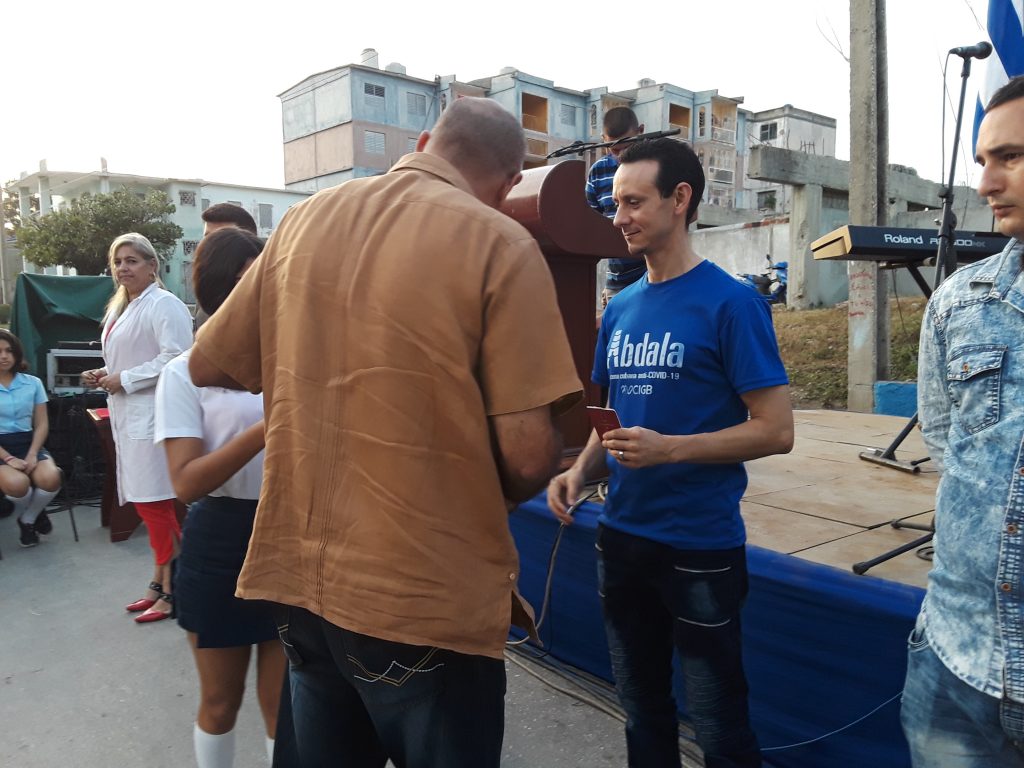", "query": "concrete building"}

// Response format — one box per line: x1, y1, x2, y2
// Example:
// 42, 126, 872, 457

280, 49, 440, 192
279, 51, 995, 314
739, 104, 839, 214
278, 50, 834, 226
6, 161, 308, 302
